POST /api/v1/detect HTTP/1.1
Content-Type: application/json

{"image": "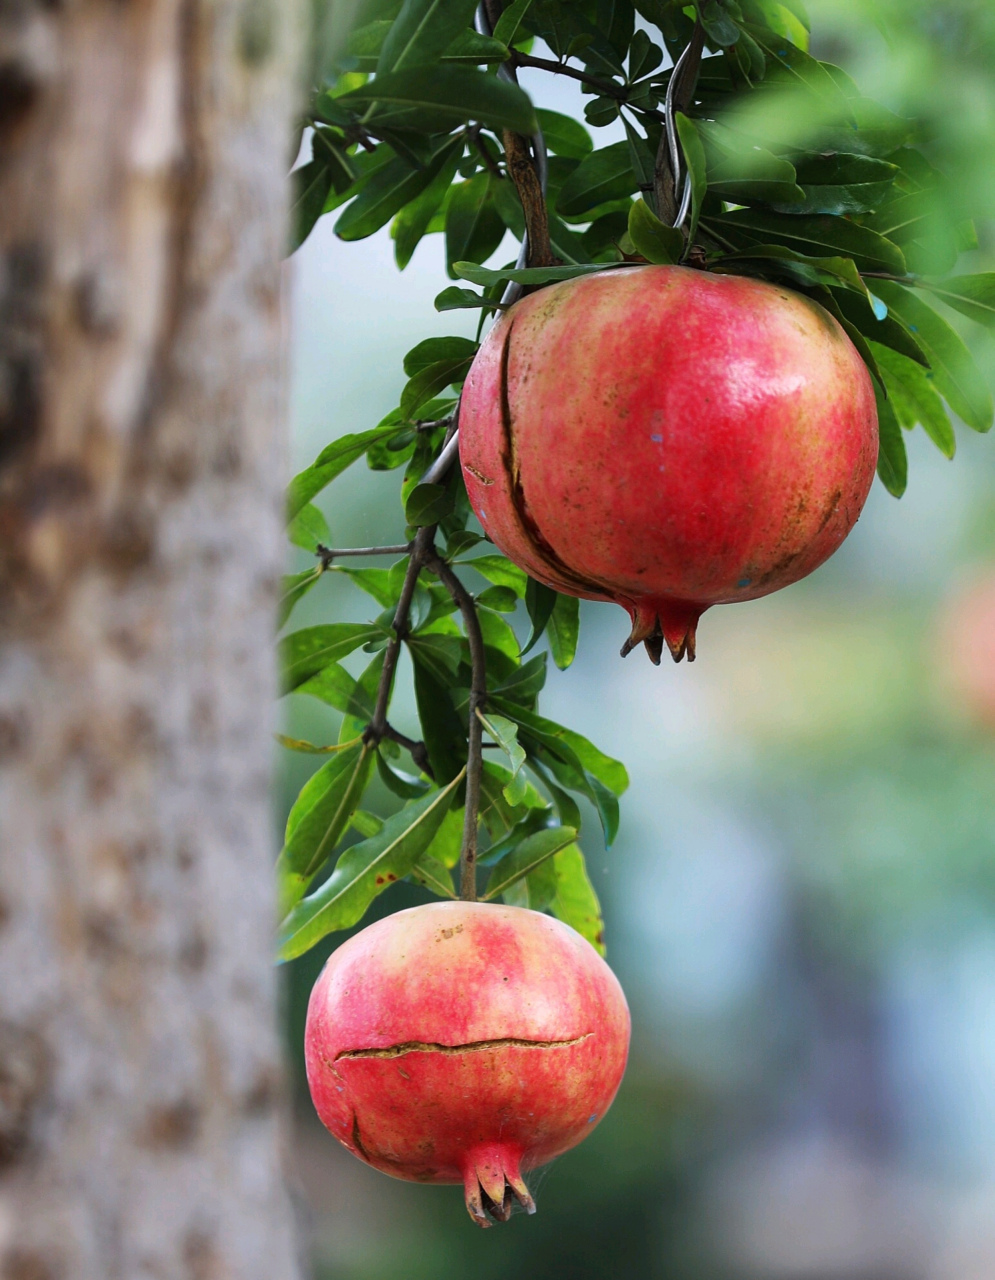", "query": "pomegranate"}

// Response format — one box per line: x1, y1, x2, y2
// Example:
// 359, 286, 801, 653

459, 265, 878, 662
944, 572, 995, 727
305, 901, 630, 1226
